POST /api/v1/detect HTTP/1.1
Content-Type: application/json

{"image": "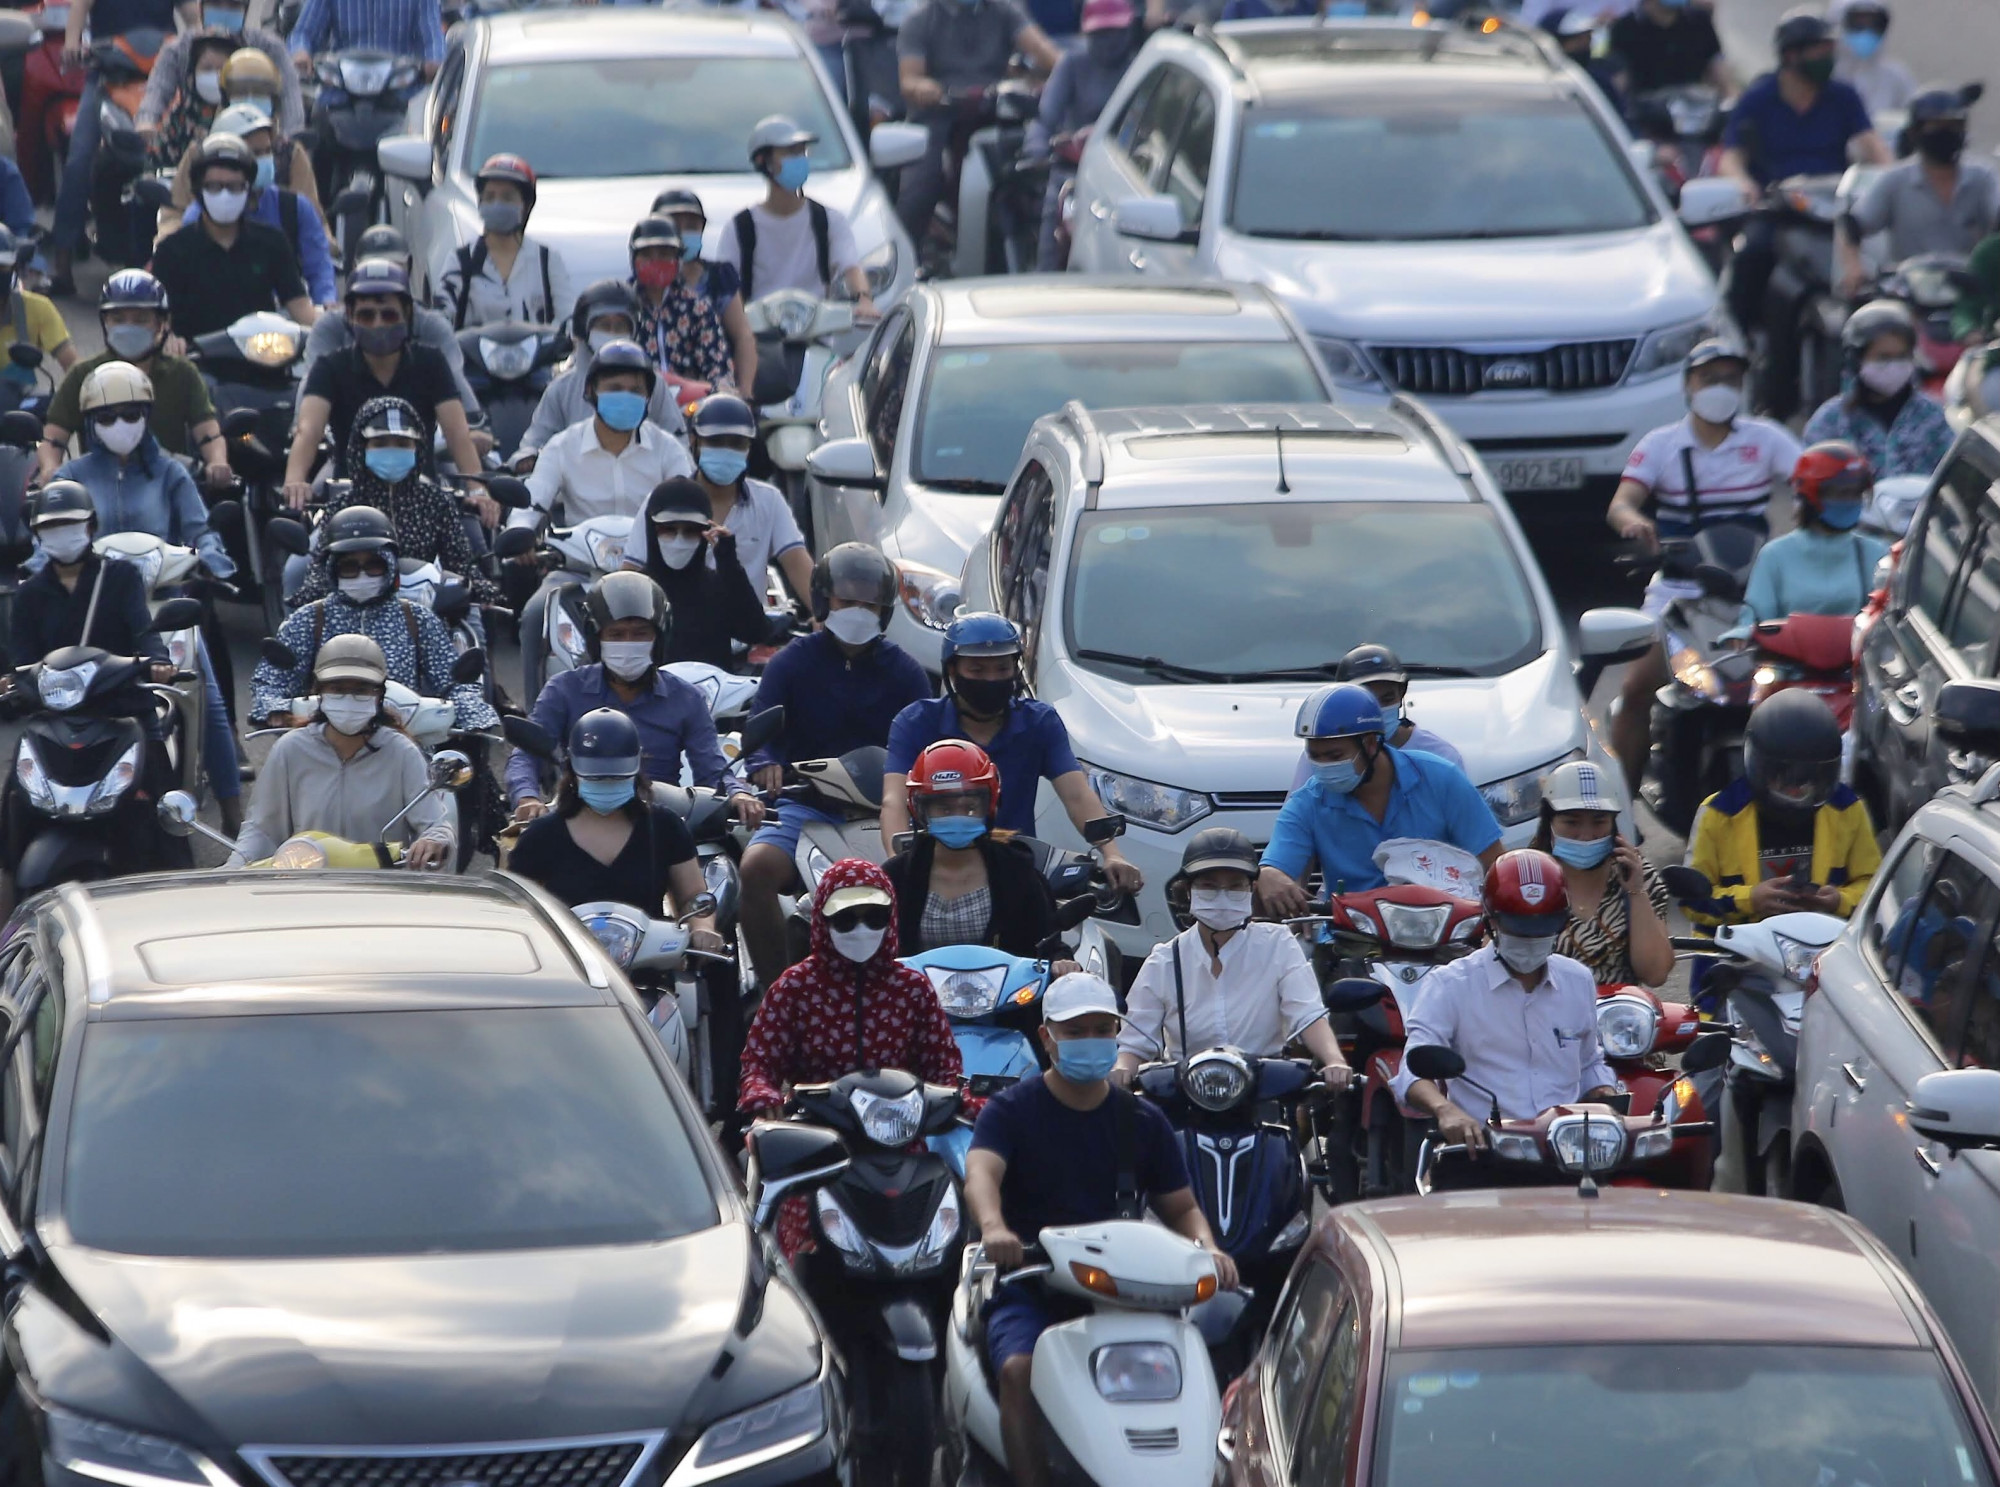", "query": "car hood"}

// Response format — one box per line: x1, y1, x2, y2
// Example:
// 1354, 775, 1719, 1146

1216, 221, 1714, 342
884, 487, 1004, 575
